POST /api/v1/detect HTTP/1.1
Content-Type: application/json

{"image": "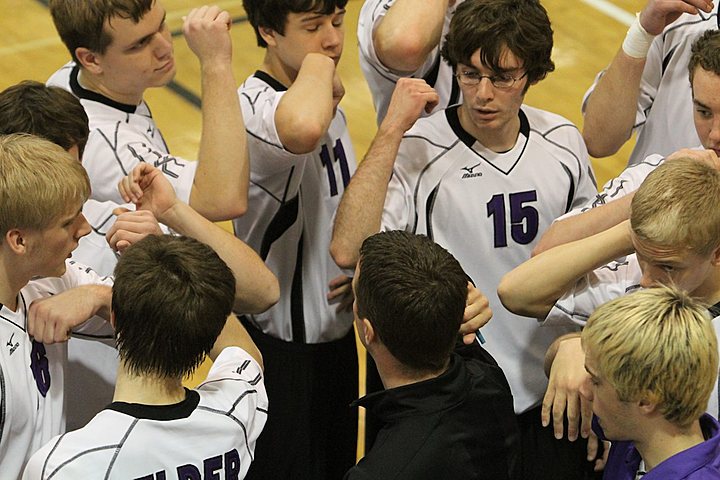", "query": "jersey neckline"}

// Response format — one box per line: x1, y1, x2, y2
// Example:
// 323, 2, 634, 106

253, 70, 288, 92
69, 64, 138, 114
106, 388, 200, 420
445, 105, 530, 150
